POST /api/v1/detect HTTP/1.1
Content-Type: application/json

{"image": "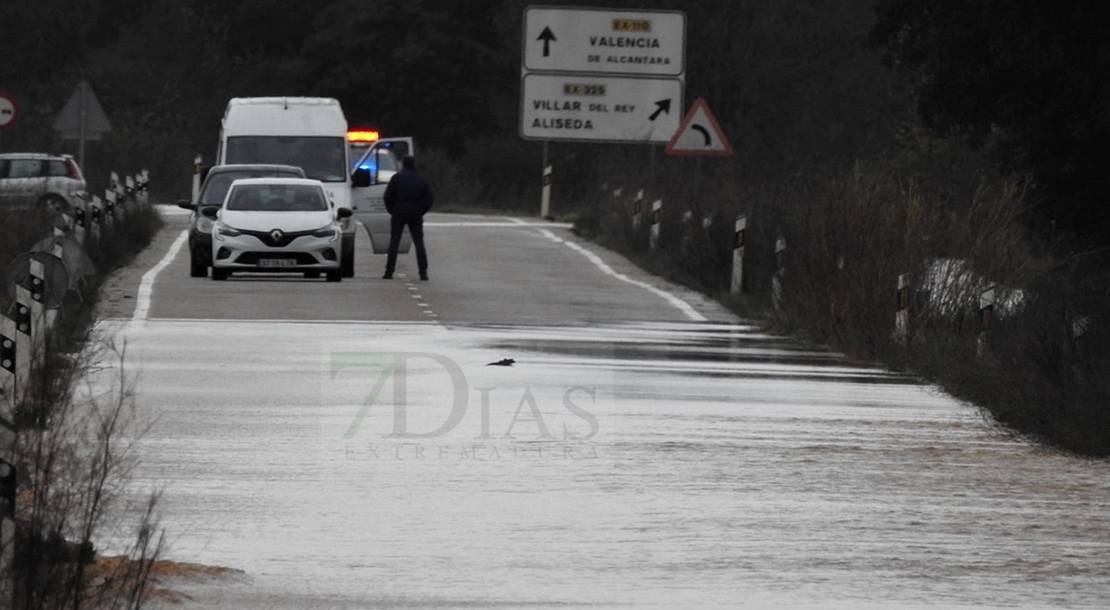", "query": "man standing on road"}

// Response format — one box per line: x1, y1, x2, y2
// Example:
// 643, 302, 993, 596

382, 155, 433, 280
